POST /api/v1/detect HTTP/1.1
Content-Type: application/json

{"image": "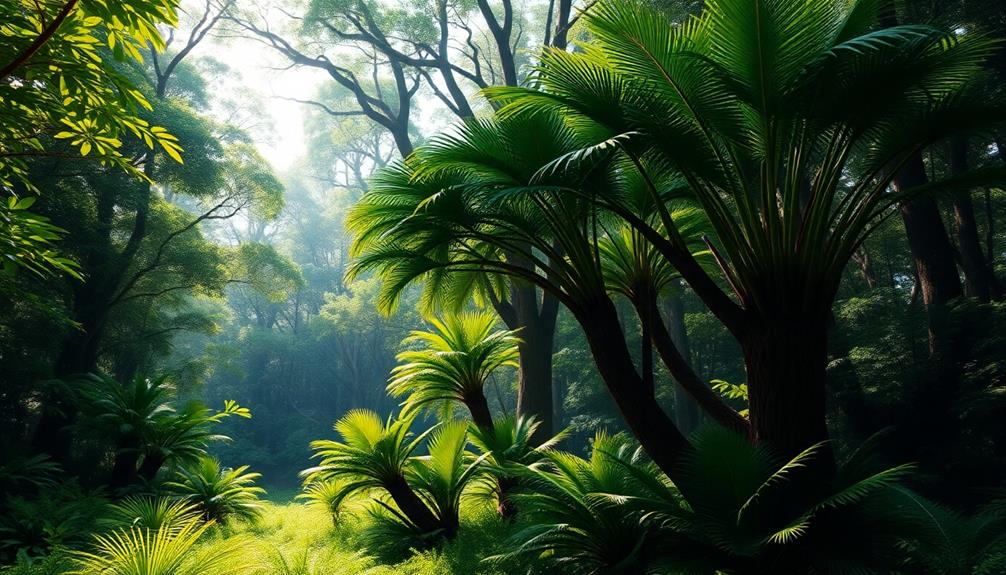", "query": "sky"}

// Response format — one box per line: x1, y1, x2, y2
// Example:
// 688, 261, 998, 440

197, 4, 325, 171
